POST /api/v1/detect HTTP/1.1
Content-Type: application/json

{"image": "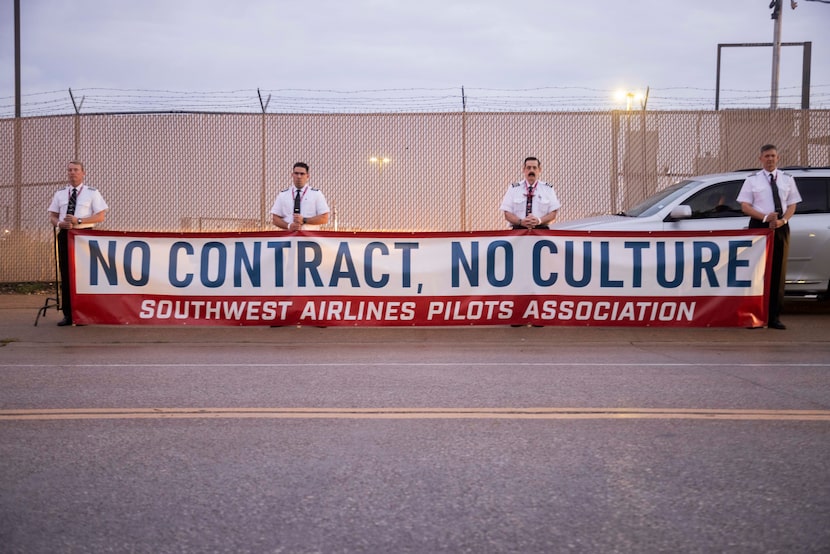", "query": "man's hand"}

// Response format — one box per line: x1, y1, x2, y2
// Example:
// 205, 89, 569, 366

521, 215, 540, 228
